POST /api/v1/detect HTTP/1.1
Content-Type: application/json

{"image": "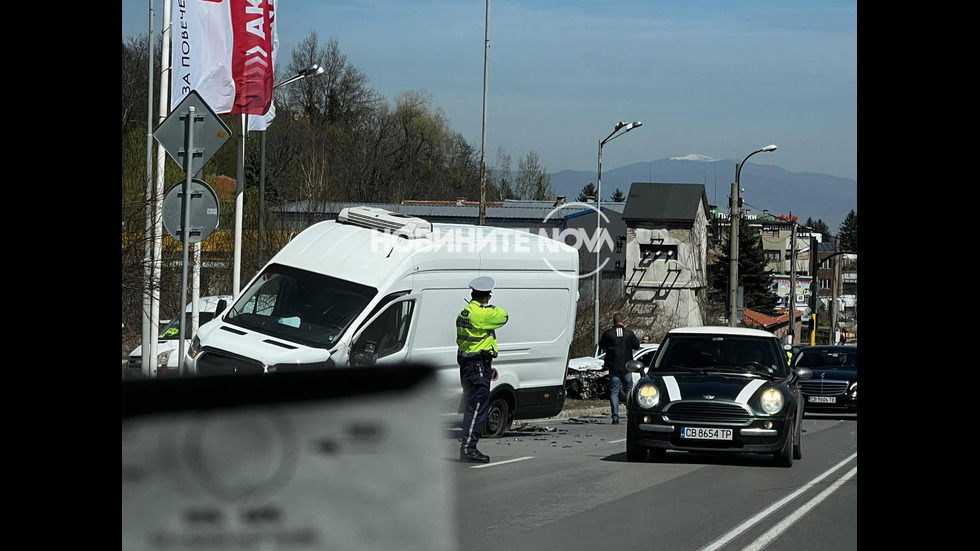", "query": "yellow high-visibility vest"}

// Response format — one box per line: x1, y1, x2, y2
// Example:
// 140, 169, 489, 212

456, 300, 509, 357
